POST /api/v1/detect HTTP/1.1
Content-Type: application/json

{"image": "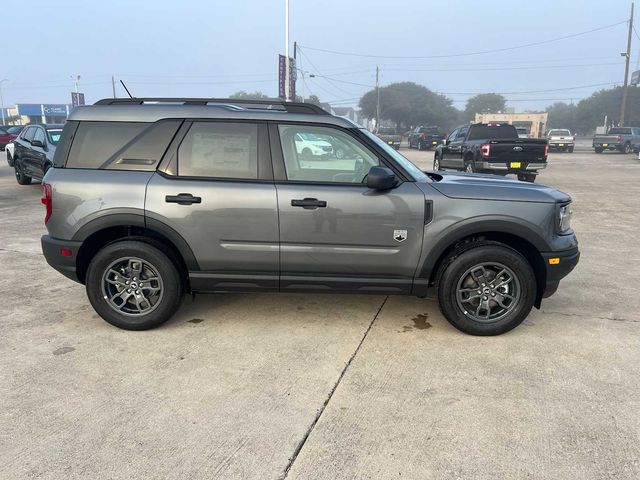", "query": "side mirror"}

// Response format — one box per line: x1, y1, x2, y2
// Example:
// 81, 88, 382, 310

31, 139, 44, 148
367, 166, 397, 190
